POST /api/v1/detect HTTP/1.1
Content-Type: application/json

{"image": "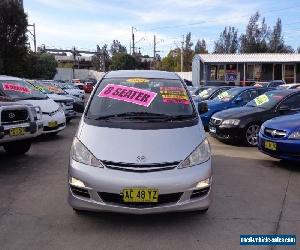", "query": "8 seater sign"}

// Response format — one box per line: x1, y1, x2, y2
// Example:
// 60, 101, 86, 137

98, 84, 157, 107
